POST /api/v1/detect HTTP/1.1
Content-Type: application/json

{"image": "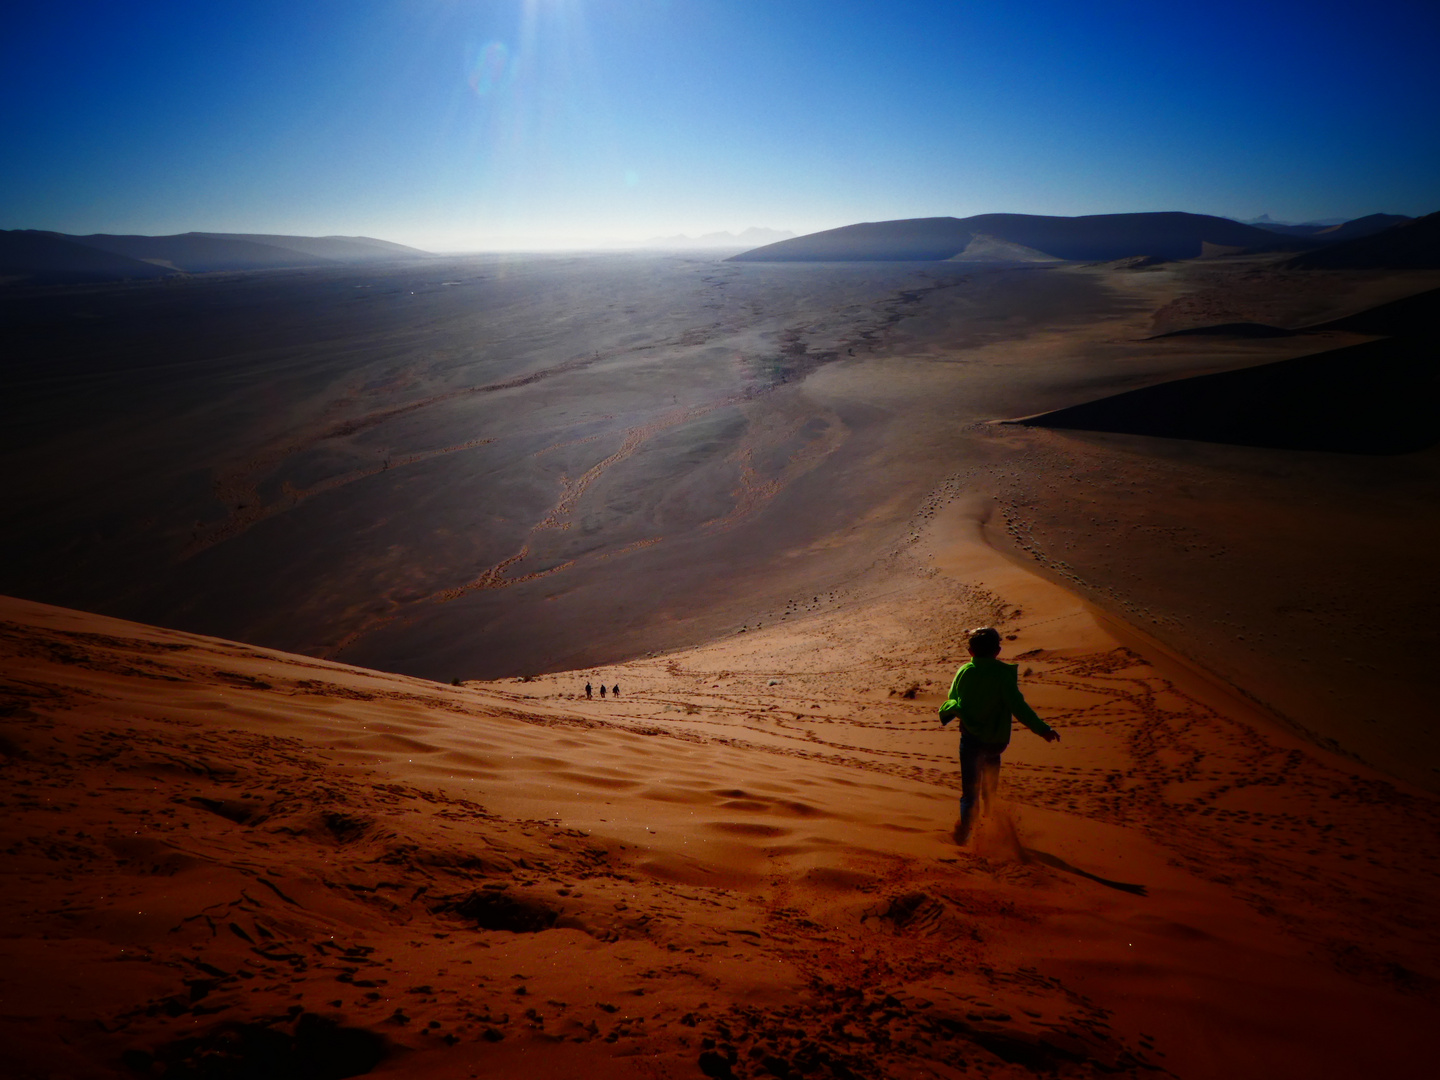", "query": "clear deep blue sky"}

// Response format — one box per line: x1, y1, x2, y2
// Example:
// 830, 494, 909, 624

3, 1, 1438, 249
